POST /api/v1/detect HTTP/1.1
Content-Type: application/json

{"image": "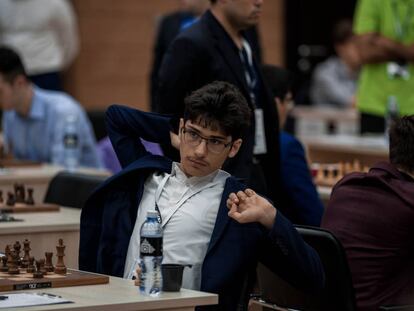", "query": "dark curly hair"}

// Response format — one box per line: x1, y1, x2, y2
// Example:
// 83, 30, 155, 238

183, 81, 251, 140
389, 115, 414, 173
